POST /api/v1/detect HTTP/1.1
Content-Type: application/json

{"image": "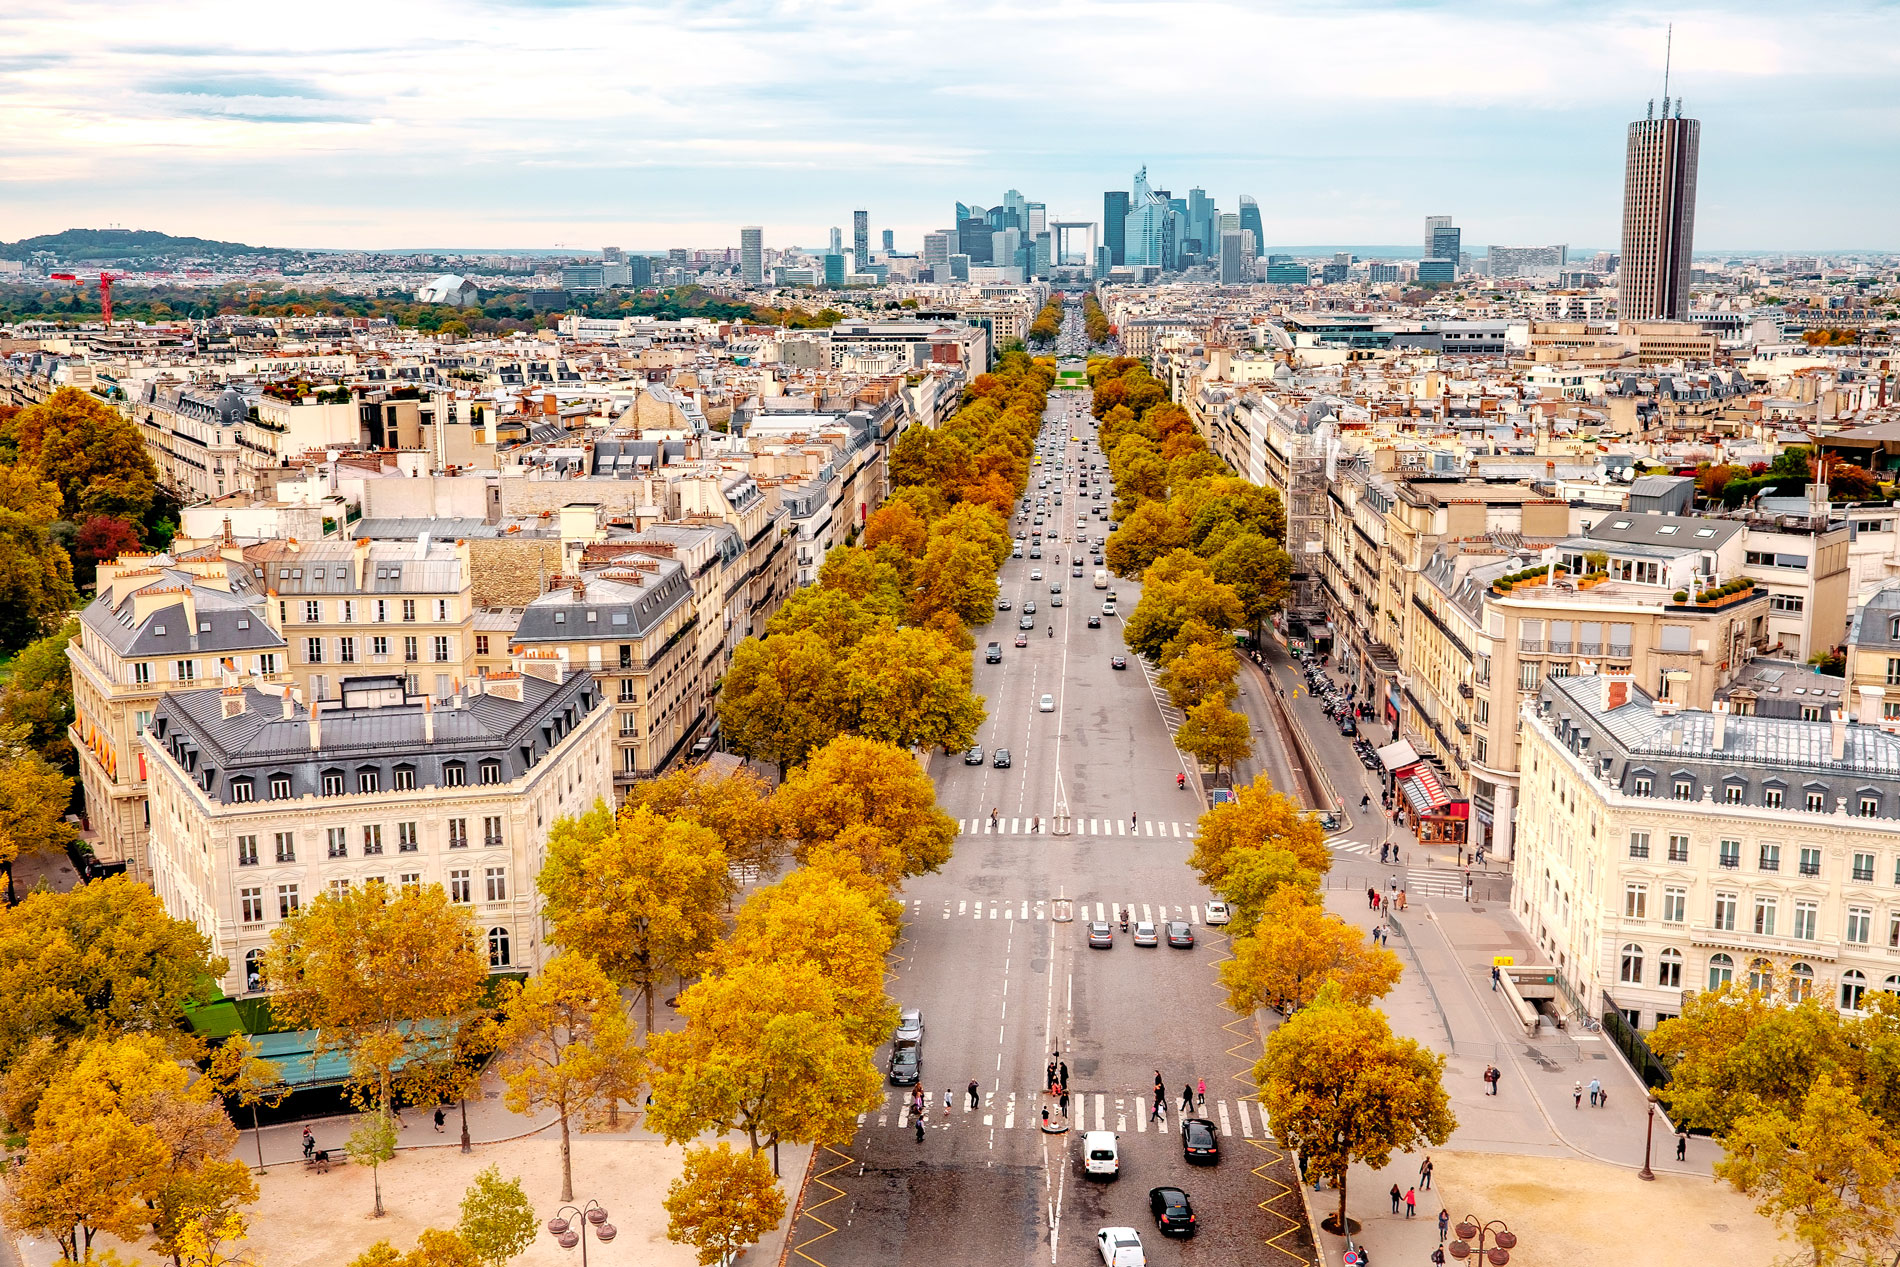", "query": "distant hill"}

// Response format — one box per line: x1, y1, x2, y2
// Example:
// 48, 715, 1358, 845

0, 228, 287, 262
